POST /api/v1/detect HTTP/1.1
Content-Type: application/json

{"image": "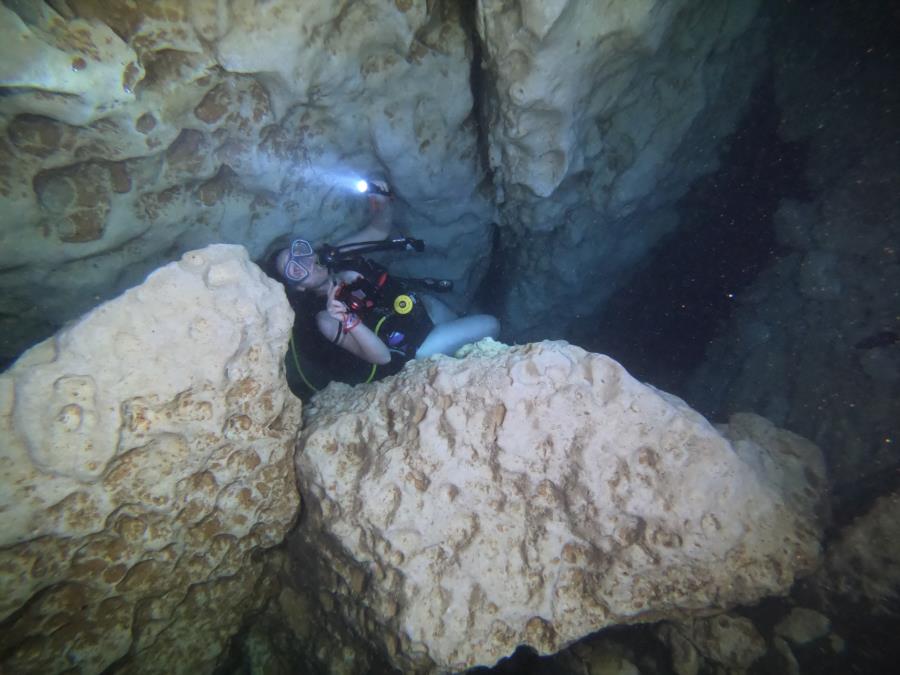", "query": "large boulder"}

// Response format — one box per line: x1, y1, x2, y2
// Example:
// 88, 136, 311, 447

0, 244, 302, 673
290, 340, 826, 672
